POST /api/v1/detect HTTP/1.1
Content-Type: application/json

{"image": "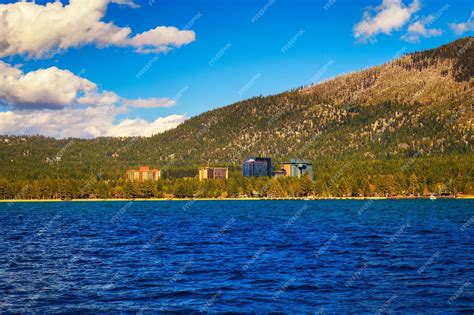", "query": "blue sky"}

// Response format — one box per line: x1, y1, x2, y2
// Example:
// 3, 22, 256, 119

0, 0, 472, 138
